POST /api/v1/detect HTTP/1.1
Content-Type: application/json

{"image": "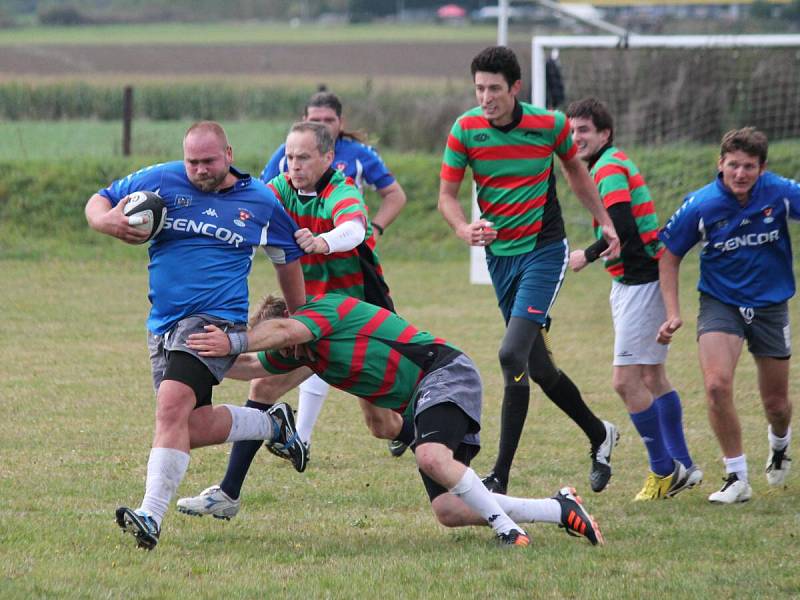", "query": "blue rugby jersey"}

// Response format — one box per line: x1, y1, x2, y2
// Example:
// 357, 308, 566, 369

260, 136, 396, 193
99, 161, 304, 334
659, 171, 800, 307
